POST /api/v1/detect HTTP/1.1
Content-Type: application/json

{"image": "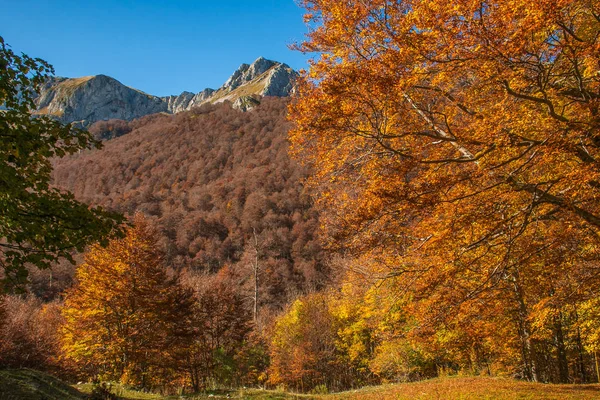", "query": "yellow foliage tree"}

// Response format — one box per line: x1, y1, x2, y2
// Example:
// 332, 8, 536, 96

60, 213, 194, 388
268, 293, 338, 391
